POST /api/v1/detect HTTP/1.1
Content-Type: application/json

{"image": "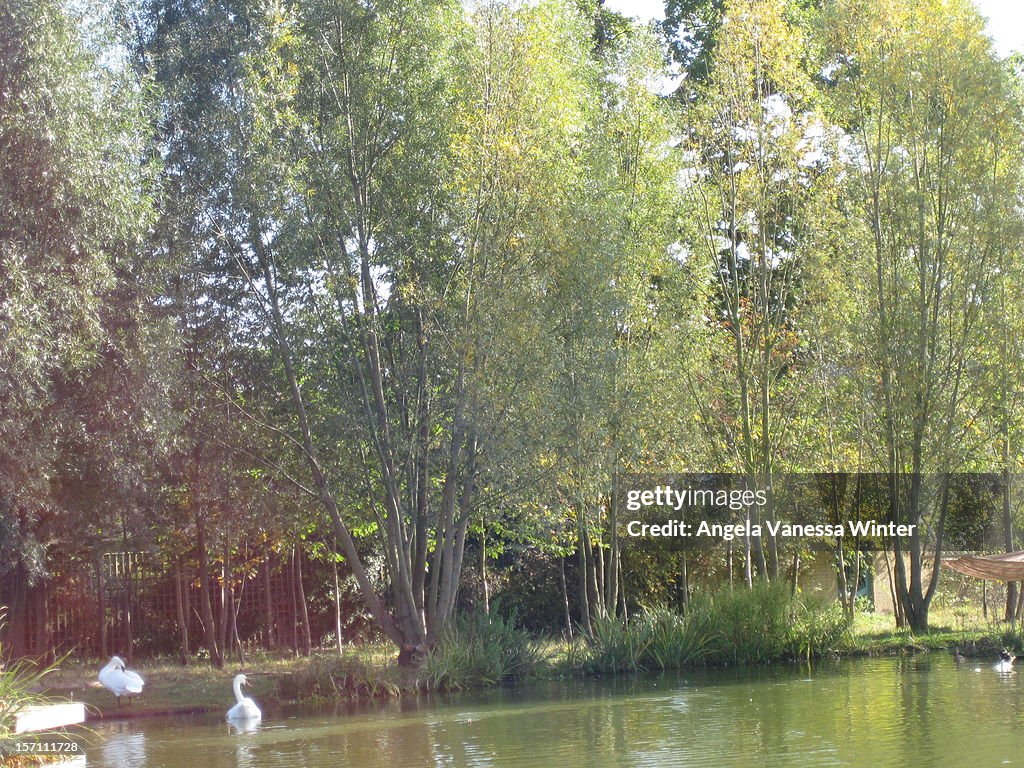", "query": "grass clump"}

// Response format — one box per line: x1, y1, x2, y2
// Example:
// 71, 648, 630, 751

421, 609, 545, 690
643, 602, 716, 669
1, 608, 72, 765
277, 656, 413, 701
574, 583, 851, 674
